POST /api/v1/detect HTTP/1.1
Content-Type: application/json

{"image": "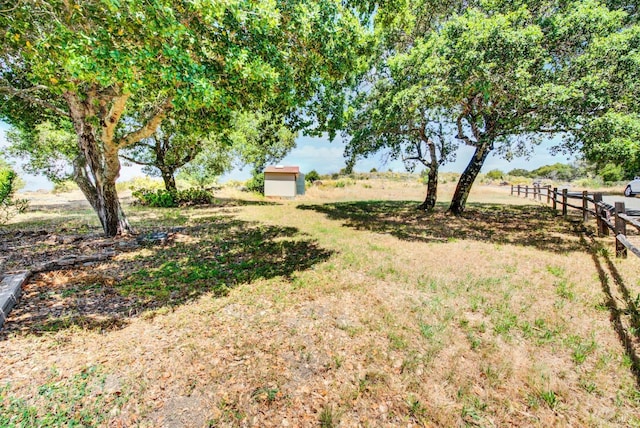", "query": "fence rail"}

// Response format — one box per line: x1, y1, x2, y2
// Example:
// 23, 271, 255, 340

511, 184, 640, 259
